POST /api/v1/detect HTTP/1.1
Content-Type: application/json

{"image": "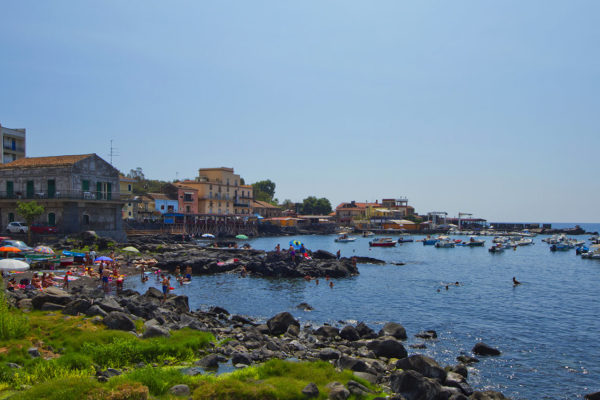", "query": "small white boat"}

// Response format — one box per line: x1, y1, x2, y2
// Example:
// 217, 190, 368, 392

435, 239, 455, 248
335, 234, 356, 243
362, 231, 375, 237
516, 238, 534, 246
